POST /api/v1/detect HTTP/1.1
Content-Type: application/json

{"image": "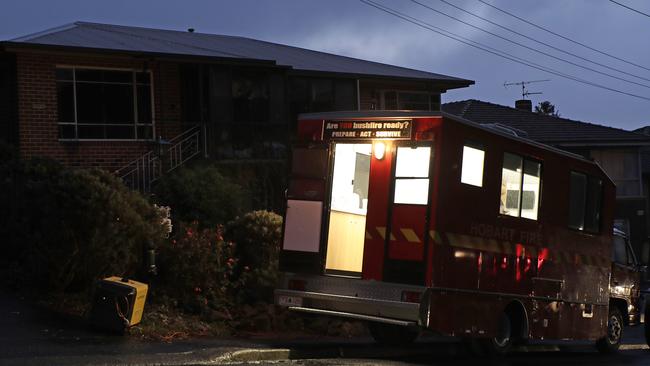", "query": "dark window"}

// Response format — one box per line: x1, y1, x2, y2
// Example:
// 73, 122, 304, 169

232, 71, 269, 123
569, 172, 587, 230
334, 80, 356, 110
612, 236, 627, 264
310, 79, 334, 112
56, 67, 153, 140
290, 77, 357, 116
382, 91, 441, 111
585, 176, 603, 232
612, 236, 635, 265
569, 171, 602, 232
